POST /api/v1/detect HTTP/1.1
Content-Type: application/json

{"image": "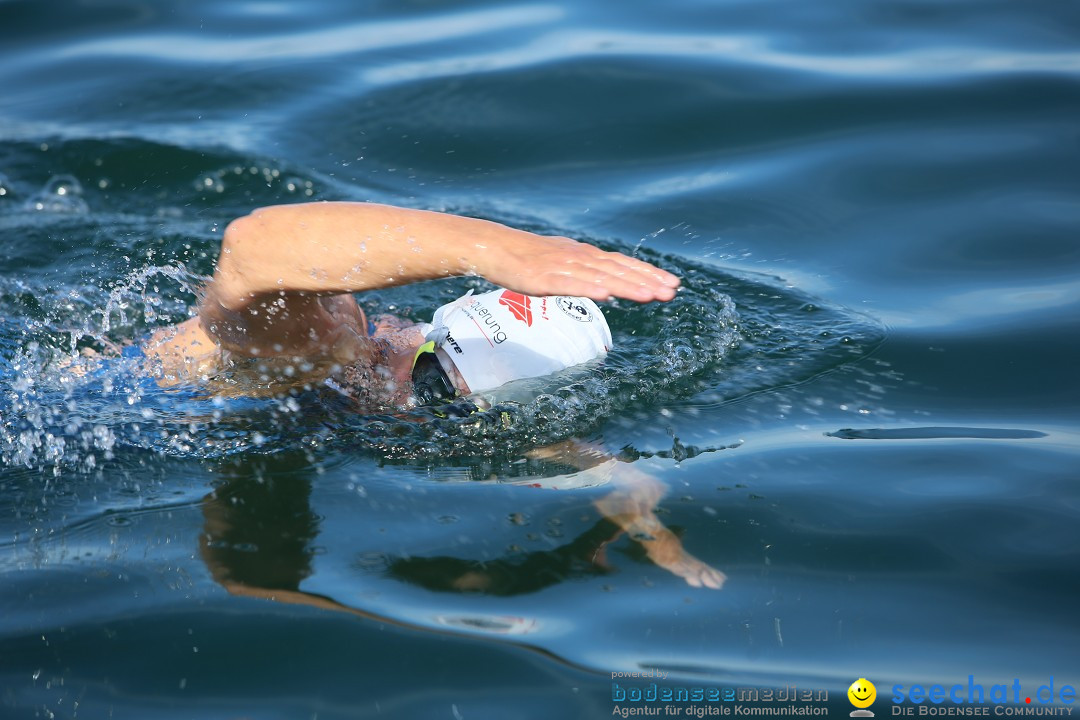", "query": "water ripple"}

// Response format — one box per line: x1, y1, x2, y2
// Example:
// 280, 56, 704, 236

364, 30, 1080, 85
35, 5, 565, 64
